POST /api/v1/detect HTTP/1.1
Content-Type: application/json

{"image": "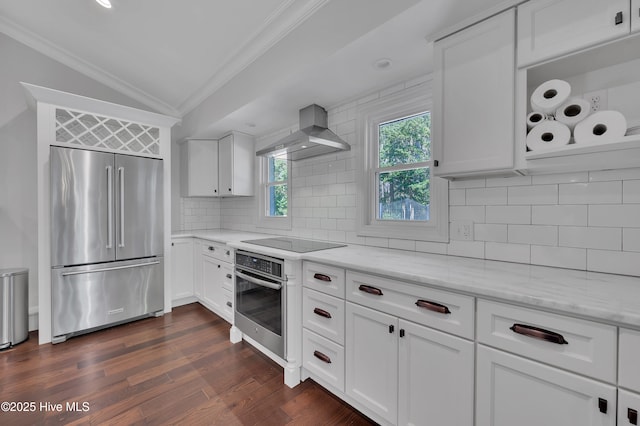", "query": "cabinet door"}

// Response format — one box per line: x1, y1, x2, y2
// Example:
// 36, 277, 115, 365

170, 238, 193, 301
397, 320, 473, 426
633, 0, 640, 34
476, 345, 616, 426
201, 255, 223, 314
619, 390, 640, 426
432, 8, 515, 177
183, 139, 218, 196
518, 0, 630, 67
620, 328, 640, 393
218, 134, 233, 196
345, 302, 397, 424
